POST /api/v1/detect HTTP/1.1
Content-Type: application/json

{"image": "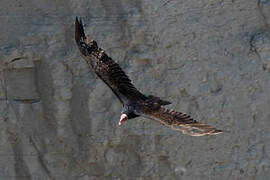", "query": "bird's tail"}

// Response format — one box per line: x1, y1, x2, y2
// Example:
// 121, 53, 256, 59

146, 95, 171, 106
